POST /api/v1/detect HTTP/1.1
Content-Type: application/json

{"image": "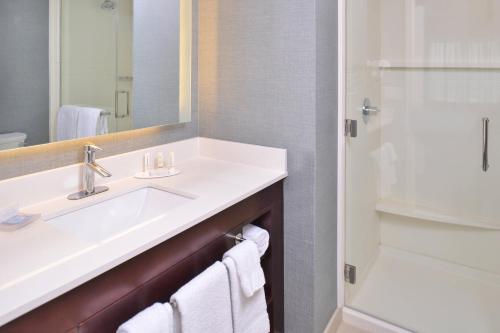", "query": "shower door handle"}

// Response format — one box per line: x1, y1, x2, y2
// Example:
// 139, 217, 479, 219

115, 90, 130, 119
483, 117, 490, 172
362, 98, 380, 116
